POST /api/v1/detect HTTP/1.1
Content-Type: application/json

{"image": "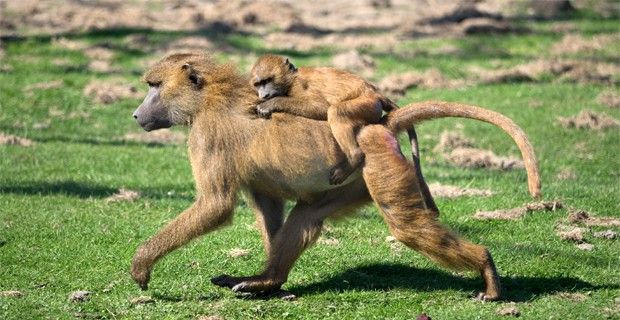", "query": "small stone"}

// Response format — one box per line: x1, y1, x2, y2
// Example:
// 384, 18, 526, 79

68, 290, 91, 302
229, 248, 250, 258
576, 243, 594, 251
129, 295, 155, 305
497, 303, 520, 317
0, 290, 23, 297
